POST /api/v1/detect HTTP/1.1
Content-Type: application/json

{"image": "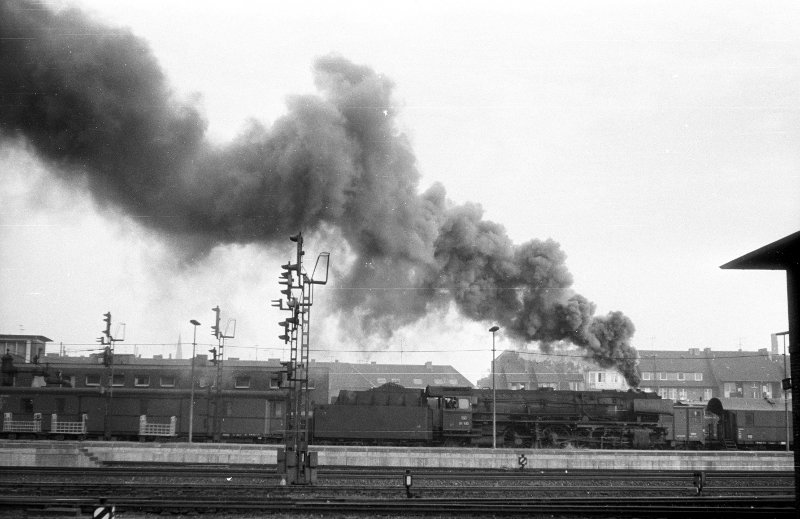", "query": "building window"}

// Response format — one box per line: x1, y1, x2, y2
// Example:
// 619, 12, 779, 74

695, 373, 703, 381
703, 388, 713, 401
413, 378, 423, 386
723, 383, 736, 397
433, 378, 444, 385
678, 388, 687, 400
160, 376, 175, 388
111, 374, 125, 387
376, 377, 387, 384
677, 372, 685, 381
85, 374, 101, 386
391, 378, 401, 384
135, 375, 150, 387
658, 372, 667, 380
642, 372, 652, 380
235, 376, 251, 389
269, 377, 279, 389
596, 373, 605, 383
